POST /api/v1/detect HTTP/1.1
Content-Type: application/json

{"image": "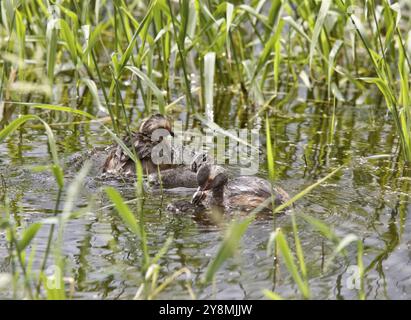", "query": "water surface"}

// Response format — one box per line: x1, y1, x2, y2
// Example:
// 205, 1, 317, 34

1, 92, 410, 300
